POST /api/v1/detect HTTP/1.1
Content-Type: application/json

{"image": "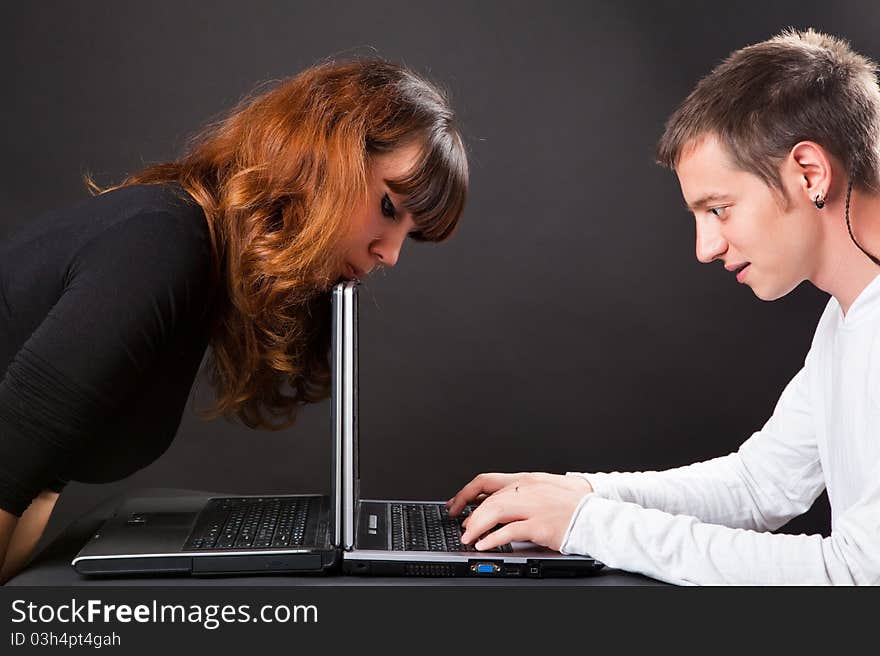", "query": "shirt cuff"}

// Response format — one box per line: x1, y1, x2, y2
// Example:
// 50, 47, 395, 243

559, 491, 597, 556
565, 471, 623, 501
